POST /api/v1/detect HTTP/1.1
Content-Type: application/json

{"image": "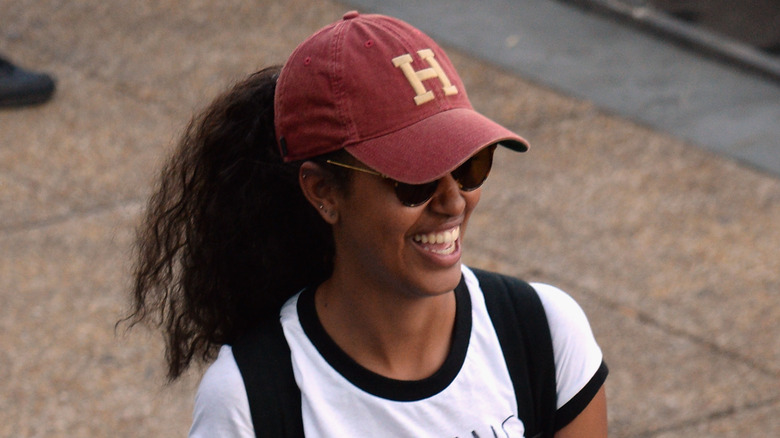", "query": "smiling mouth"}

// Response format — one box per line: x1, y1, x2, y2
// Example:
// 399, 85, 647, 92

413, 226, 460, 255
